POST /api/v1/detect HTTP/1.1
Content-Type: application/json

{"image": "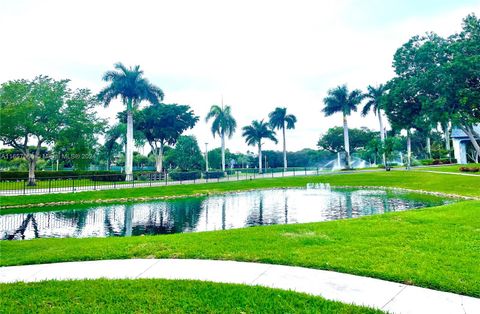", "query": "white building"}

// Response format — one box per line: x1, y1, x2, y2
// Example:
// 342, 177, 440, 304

451, 125, 480, 164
